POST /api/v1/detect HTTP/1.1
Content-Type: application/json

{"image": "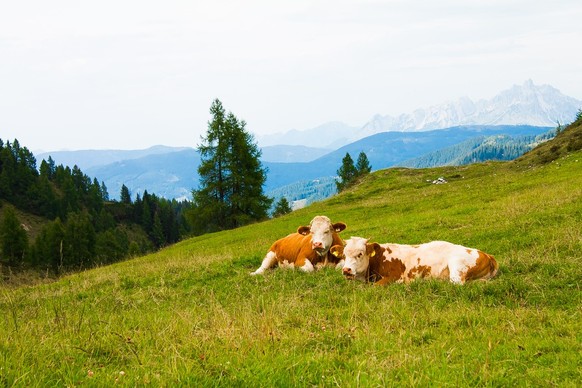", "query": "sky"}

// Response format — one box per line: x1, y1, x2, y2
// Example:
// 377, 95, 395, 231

1, 0, 582, 152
